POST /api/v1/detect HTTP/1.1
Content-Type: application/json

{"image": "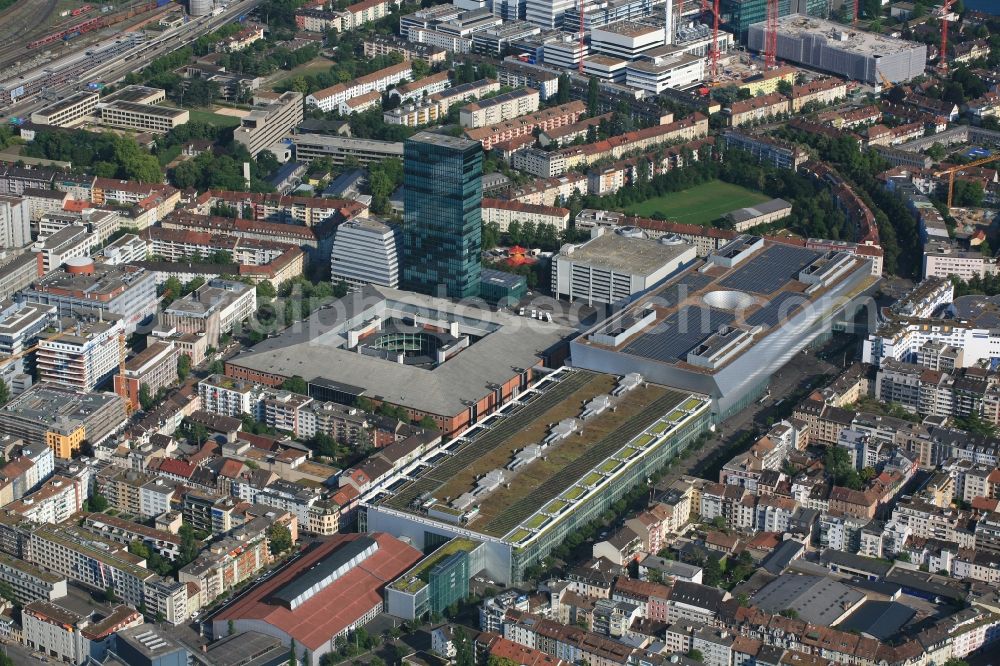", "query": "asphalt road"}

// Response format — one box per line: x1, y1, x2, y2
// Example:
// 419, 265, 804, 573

656, 335, 847, 486
0, 640, 49, 665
